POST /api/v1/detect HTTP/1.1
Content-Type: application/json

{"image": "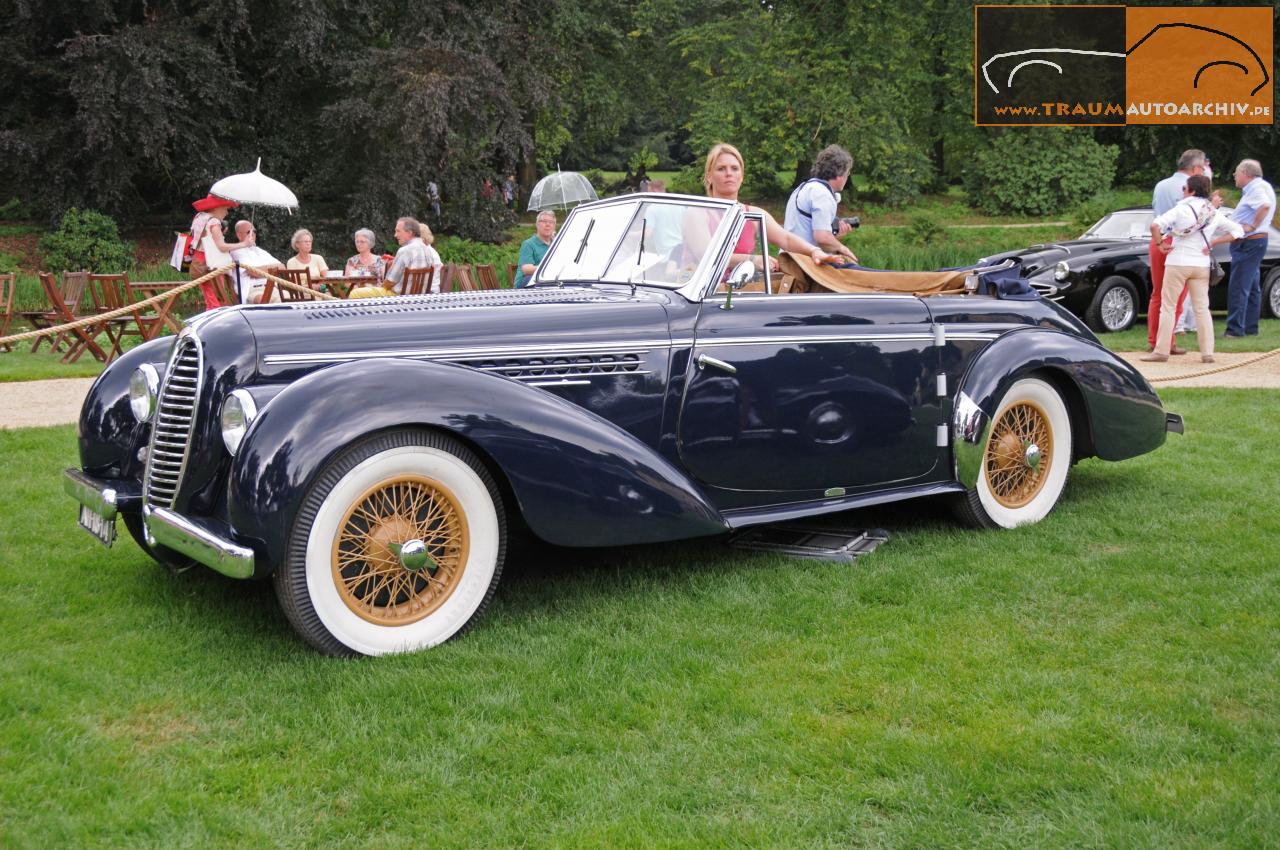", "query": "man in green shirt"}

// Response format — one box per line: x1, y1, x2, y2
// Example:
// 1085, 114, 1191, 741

515, 210, 557, 288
